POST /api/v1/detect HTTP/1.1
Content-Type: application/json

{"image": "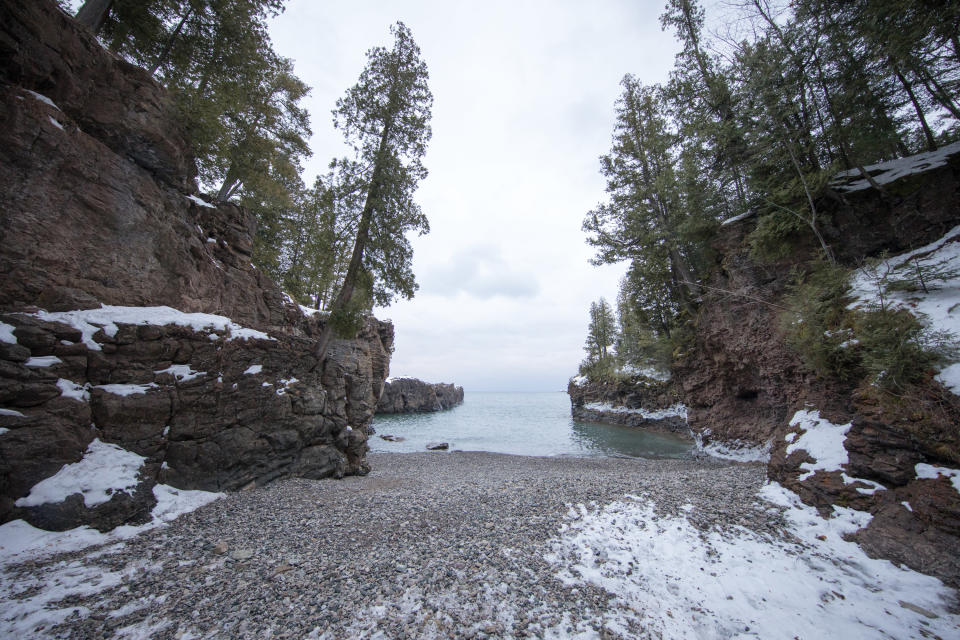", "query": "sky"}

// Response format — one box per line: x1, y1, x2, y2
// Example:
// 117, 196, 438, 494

269, 0, 682, 392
